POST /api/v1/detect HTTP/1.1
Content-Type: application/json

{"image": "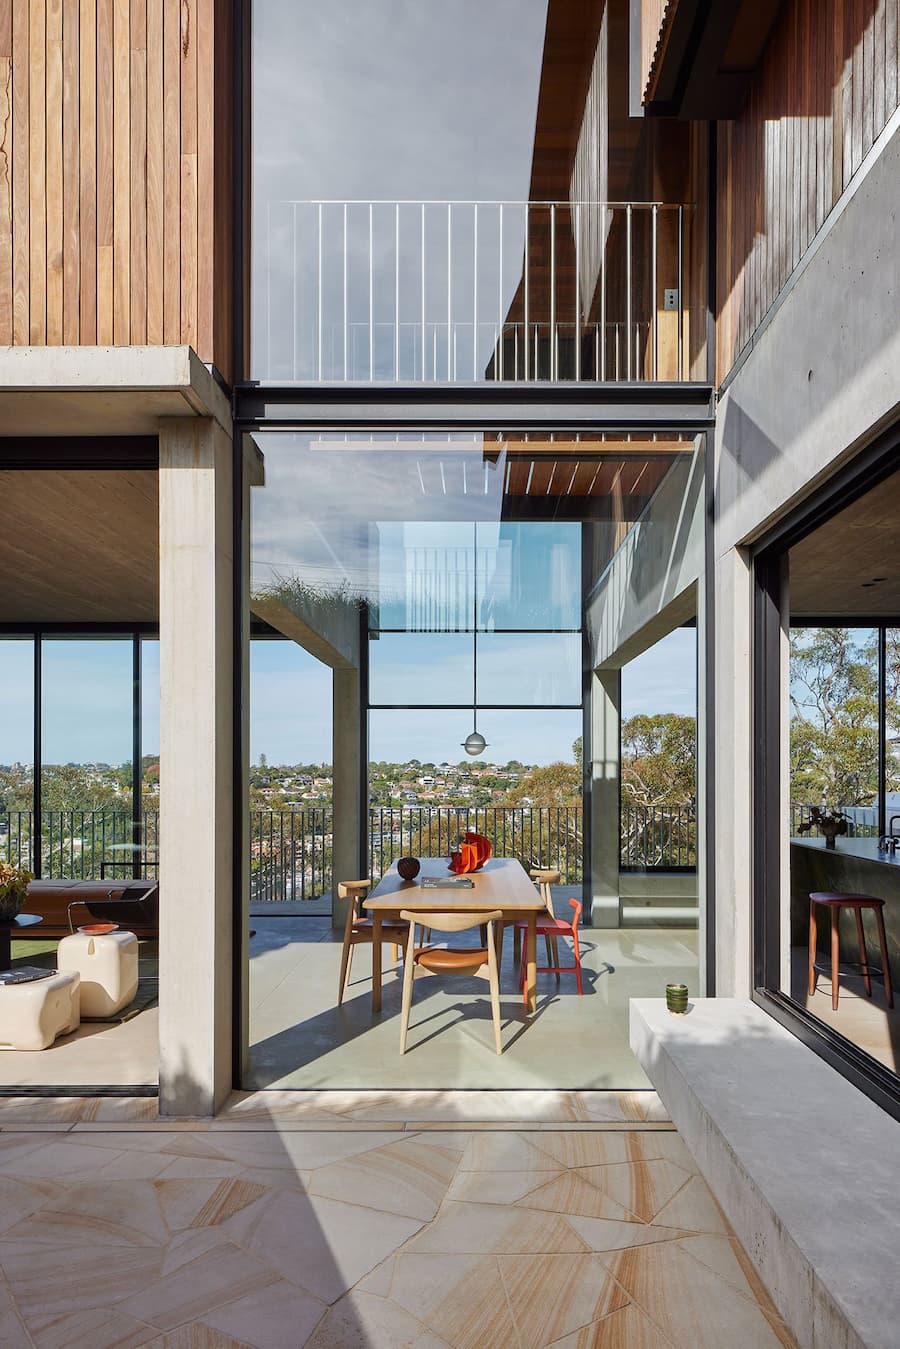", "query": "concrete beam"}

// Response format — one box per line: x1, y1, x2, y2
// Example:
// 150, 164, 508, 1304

587, 446, 704, 670
0, 346, 231, 437
250, 592, 360, 671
